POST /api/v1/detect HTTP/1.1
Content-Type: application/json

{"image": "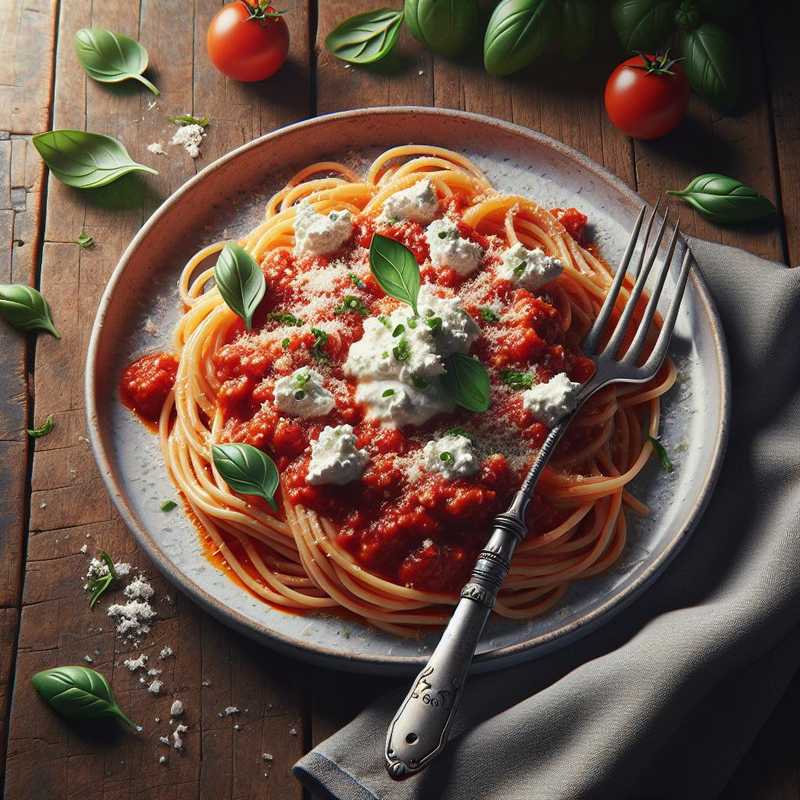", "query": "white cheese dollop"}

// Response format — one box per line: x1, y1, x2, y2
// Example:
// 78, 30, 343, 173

521, 372, 582, 426
379, 178, 439, 224
355, 380, 451, 428
425, 218, 483, 276
307, 424, 369, 486
417, 284, 480, 356
294, 201, 353, 257
274, 367, 335, 418
498, 242, 563, 291
423, 434, 479, 479
344, 289, 479, 427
